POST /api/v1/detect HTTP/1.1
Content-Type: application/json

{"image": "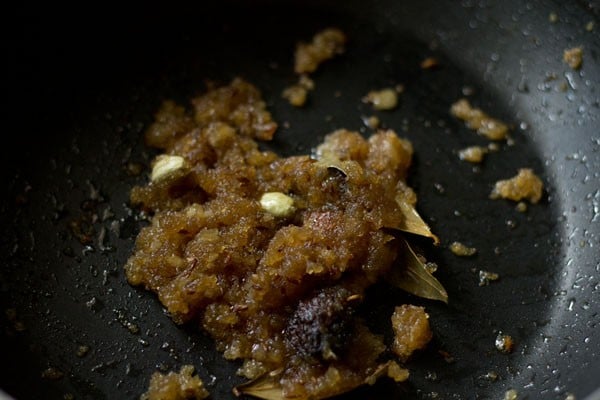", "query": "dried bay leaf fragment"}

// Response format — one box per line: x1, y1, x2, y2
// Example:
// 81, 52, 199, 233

391, 199, 440, 245
388, 238, 448, 303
